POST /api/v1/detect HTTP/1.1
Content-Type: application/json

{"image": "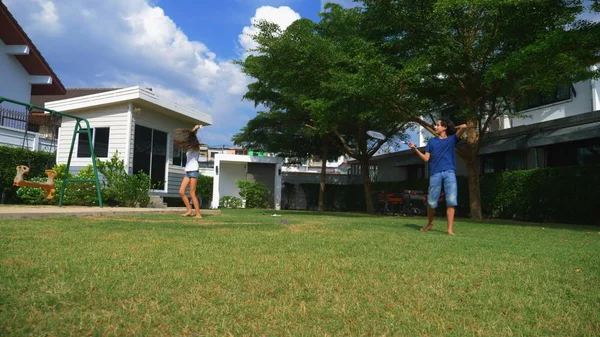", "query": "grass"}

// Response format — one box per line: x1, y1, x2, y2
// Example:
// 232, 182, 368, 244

0, 209, 599, 336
